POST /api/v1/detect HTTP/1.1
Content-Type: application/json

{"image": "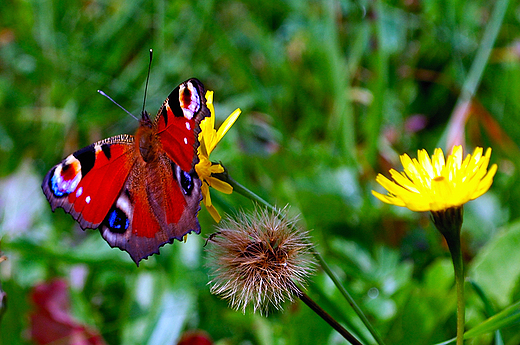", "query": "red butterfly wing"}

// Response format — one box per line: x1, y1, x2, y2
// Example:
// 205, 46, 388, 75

155, 78, 210, 172
42, 135, 136, 229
